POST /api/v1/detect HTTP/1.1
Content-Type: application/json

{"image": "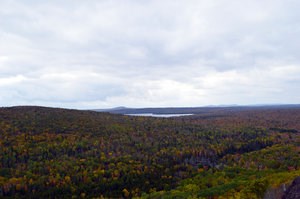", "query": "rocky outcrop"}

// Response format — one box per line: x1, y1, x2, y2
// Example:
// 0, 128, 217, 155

282, 177, 300, 199
264, 184, 287, 199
